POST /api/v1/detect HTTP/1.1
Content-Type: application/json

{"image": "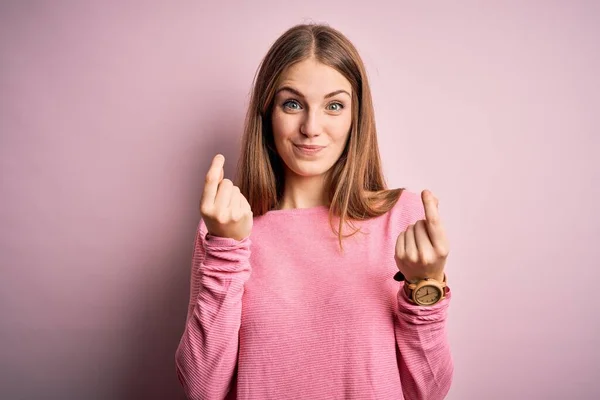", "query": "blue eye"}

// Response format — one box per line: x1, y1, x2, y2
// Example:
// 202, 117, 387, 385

283, 100, 302, 110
